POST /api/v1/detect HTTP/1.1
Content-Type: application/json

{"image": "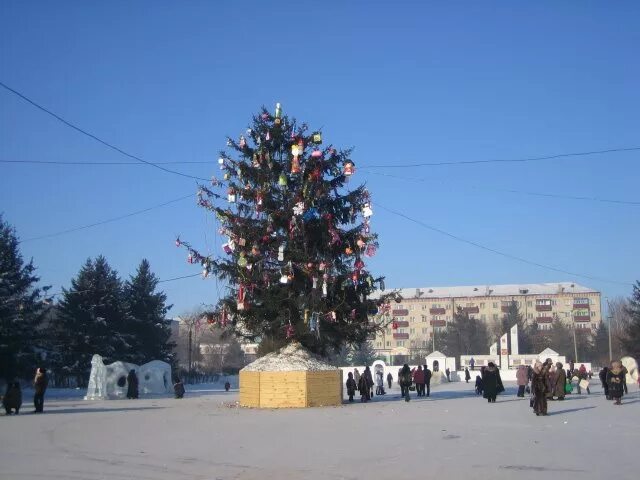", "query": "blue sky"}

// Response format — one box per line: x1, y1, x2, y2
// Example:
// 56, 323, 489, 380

1, 1, 638, 315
